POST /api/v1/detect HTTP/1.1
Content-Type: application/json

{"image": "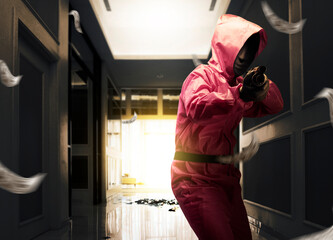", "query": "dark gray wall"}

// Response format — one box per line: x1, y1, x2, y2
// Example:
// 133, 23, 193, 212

234, 0, 333, 238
